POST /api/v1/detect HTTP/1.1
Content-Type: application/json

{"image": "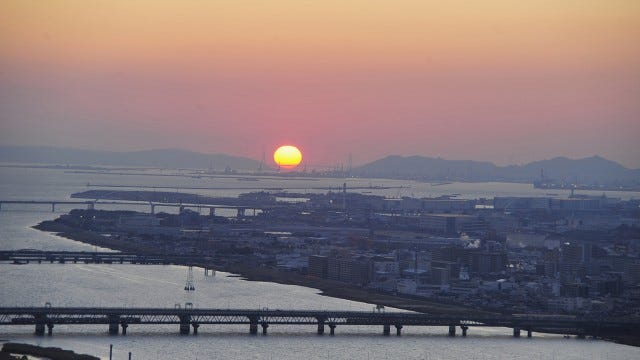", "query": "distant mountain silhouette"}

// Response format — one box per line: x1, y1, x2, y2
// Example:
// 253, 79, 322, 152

501, 156, 634, 183
0, 146, 267, 171
354, 155, 640, 185
2, 147, 637, 184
